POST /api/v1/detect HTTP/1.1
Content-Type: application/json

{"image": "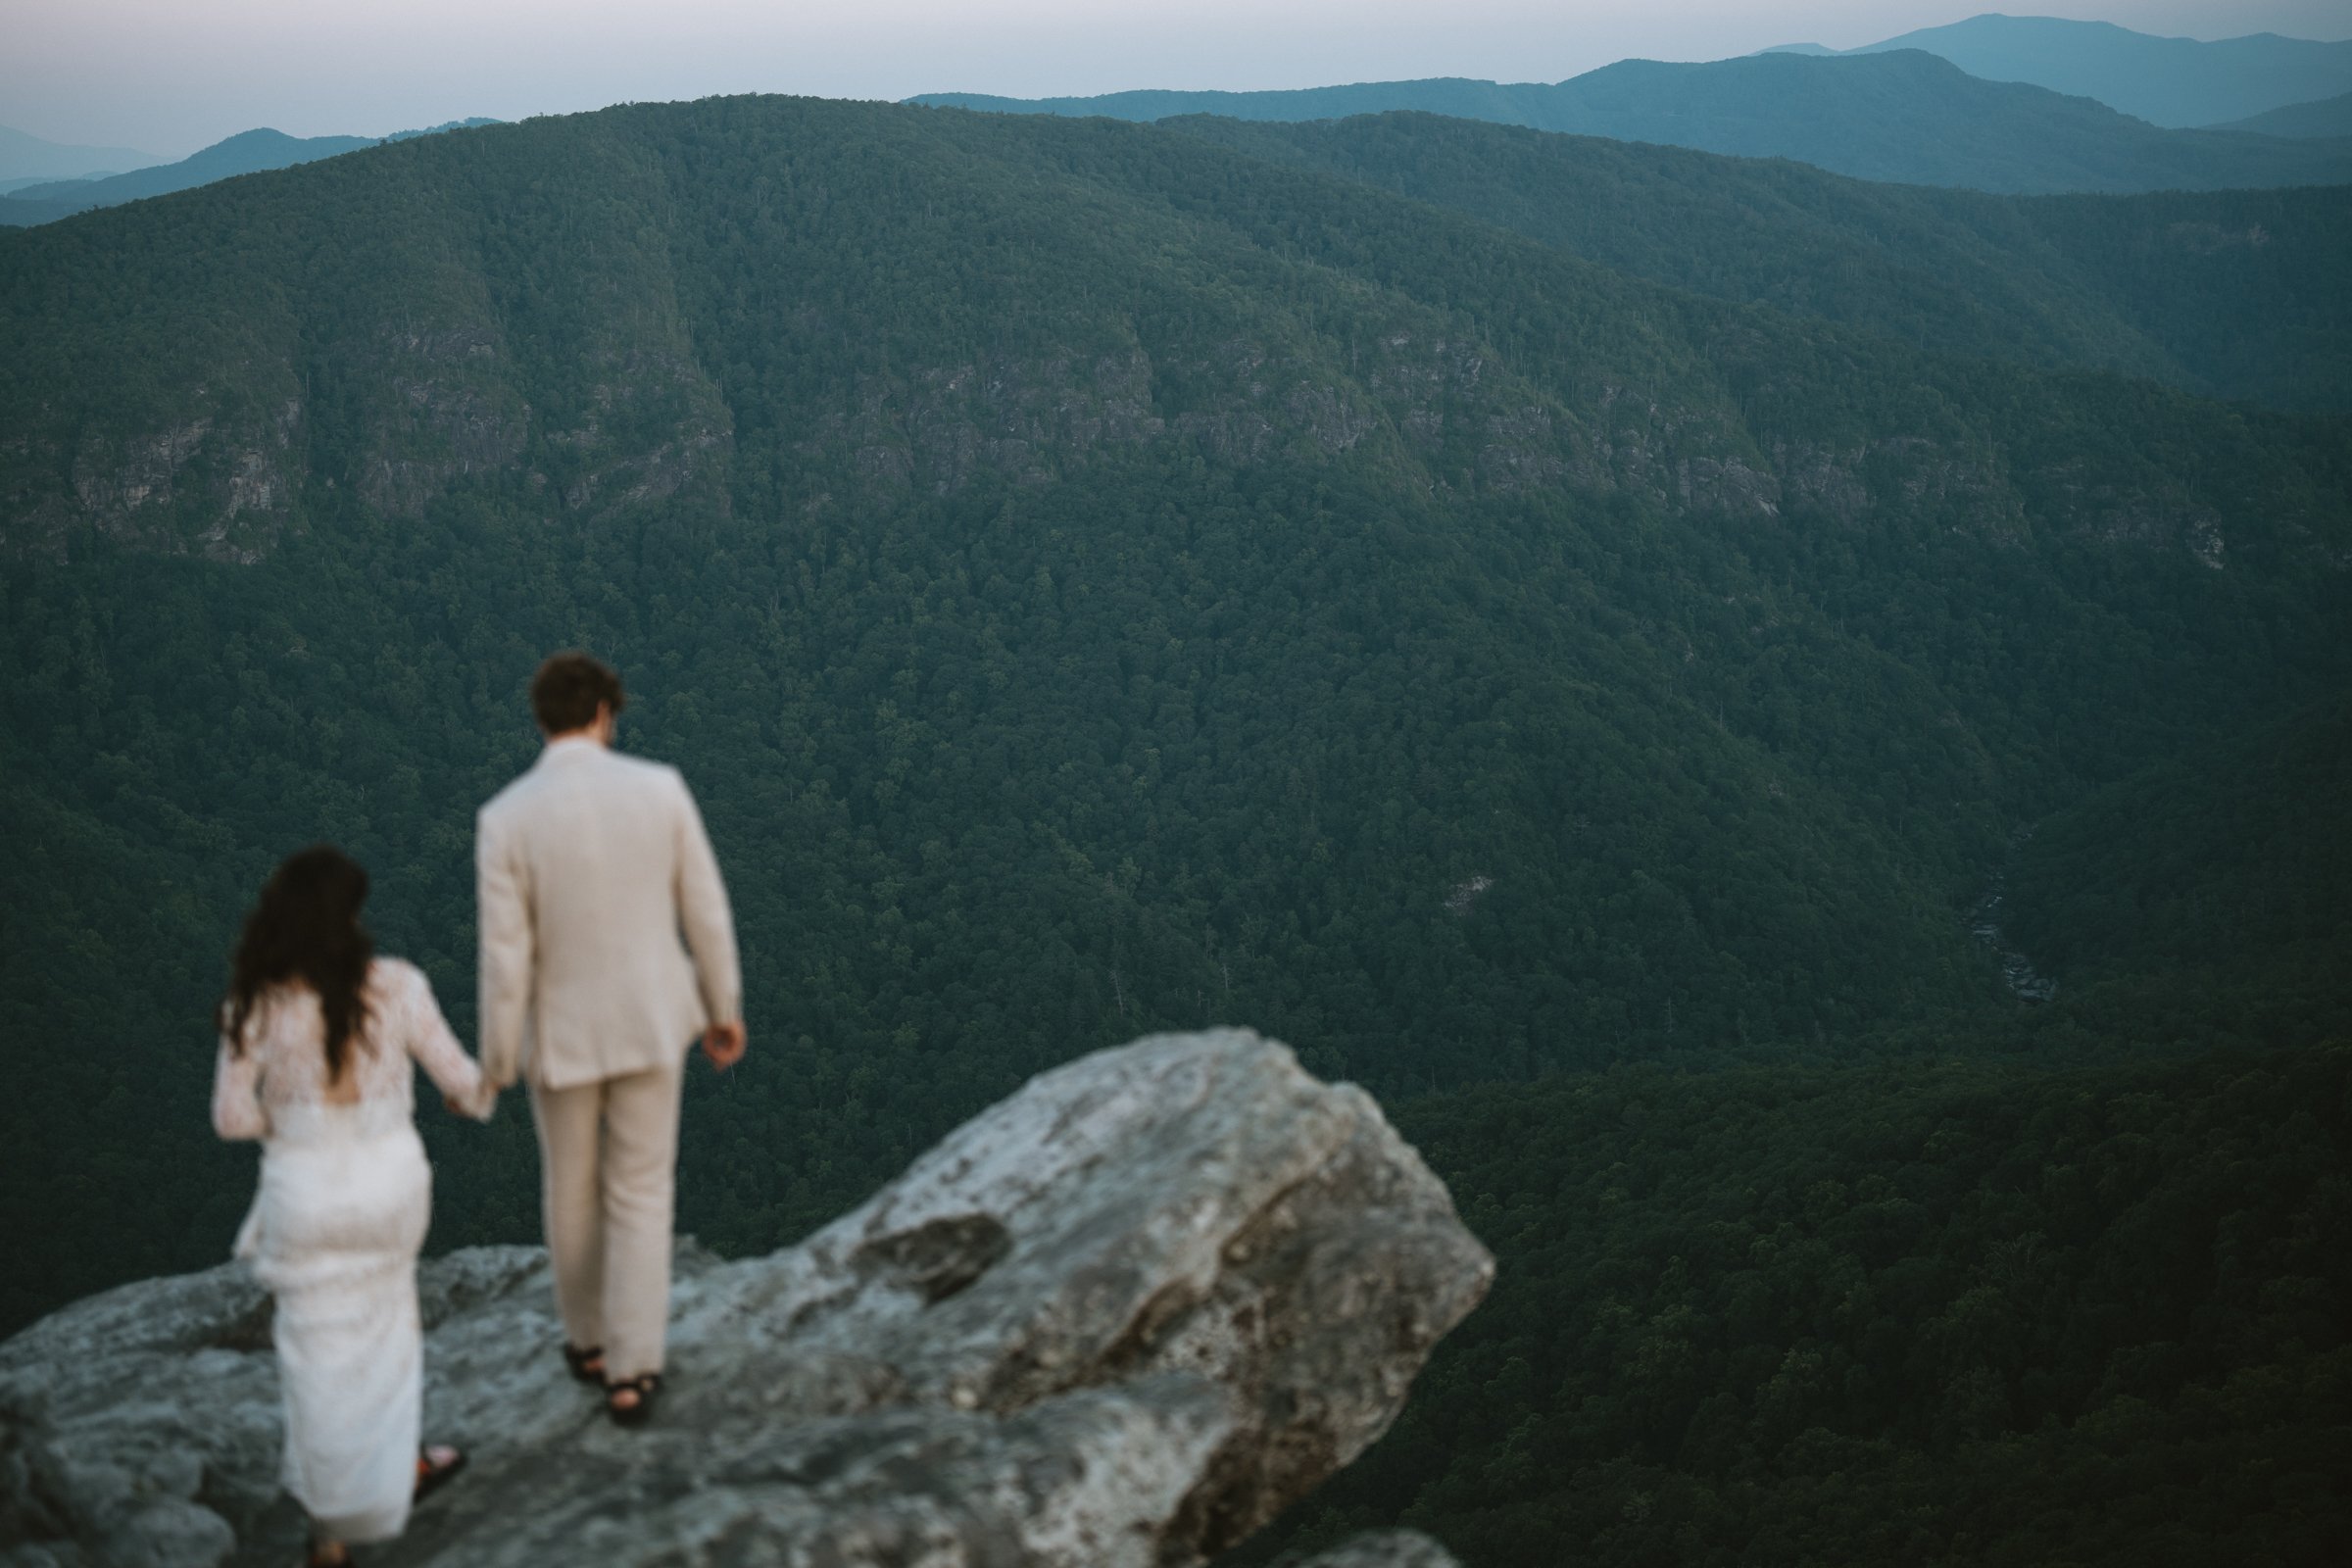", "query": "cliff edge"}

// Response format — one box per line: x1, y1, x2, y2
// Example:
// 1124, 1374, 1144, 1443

0, 1030, 1492, 1566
